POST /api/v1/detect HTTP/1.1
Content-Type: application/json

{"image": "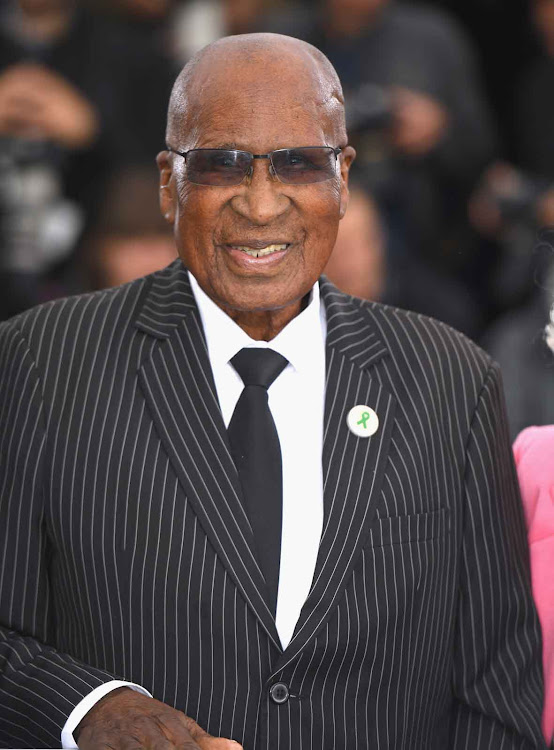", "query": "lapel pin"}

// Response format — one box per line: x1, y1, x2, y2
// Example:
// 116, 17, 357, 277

347, 405, 379, 438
